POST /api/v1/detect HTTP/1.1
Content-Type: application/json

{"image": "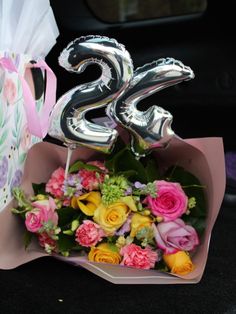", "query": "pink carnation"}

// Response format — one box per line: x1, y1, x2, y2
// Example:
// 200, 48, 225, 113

38, 232, 57, 253
144, 180, 188, 221
79, 161, 107, 191
120, 243, 158, 269
75, 220, 105, 247
46, 167, 65, 198
25, 198, 58, 233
